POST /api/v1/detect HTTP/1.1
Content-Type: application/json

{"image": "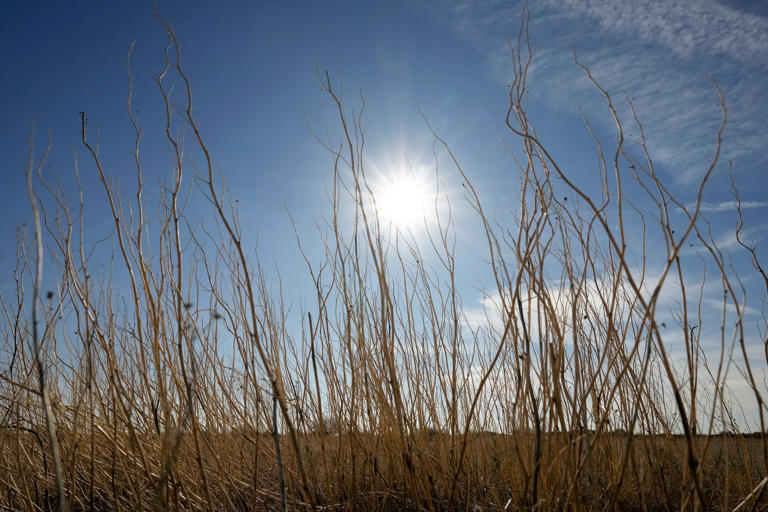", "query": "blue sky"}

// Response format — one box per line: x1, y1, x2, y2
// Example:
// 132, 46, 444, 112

1, 1, 767, 425
2, 0, 763, 270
